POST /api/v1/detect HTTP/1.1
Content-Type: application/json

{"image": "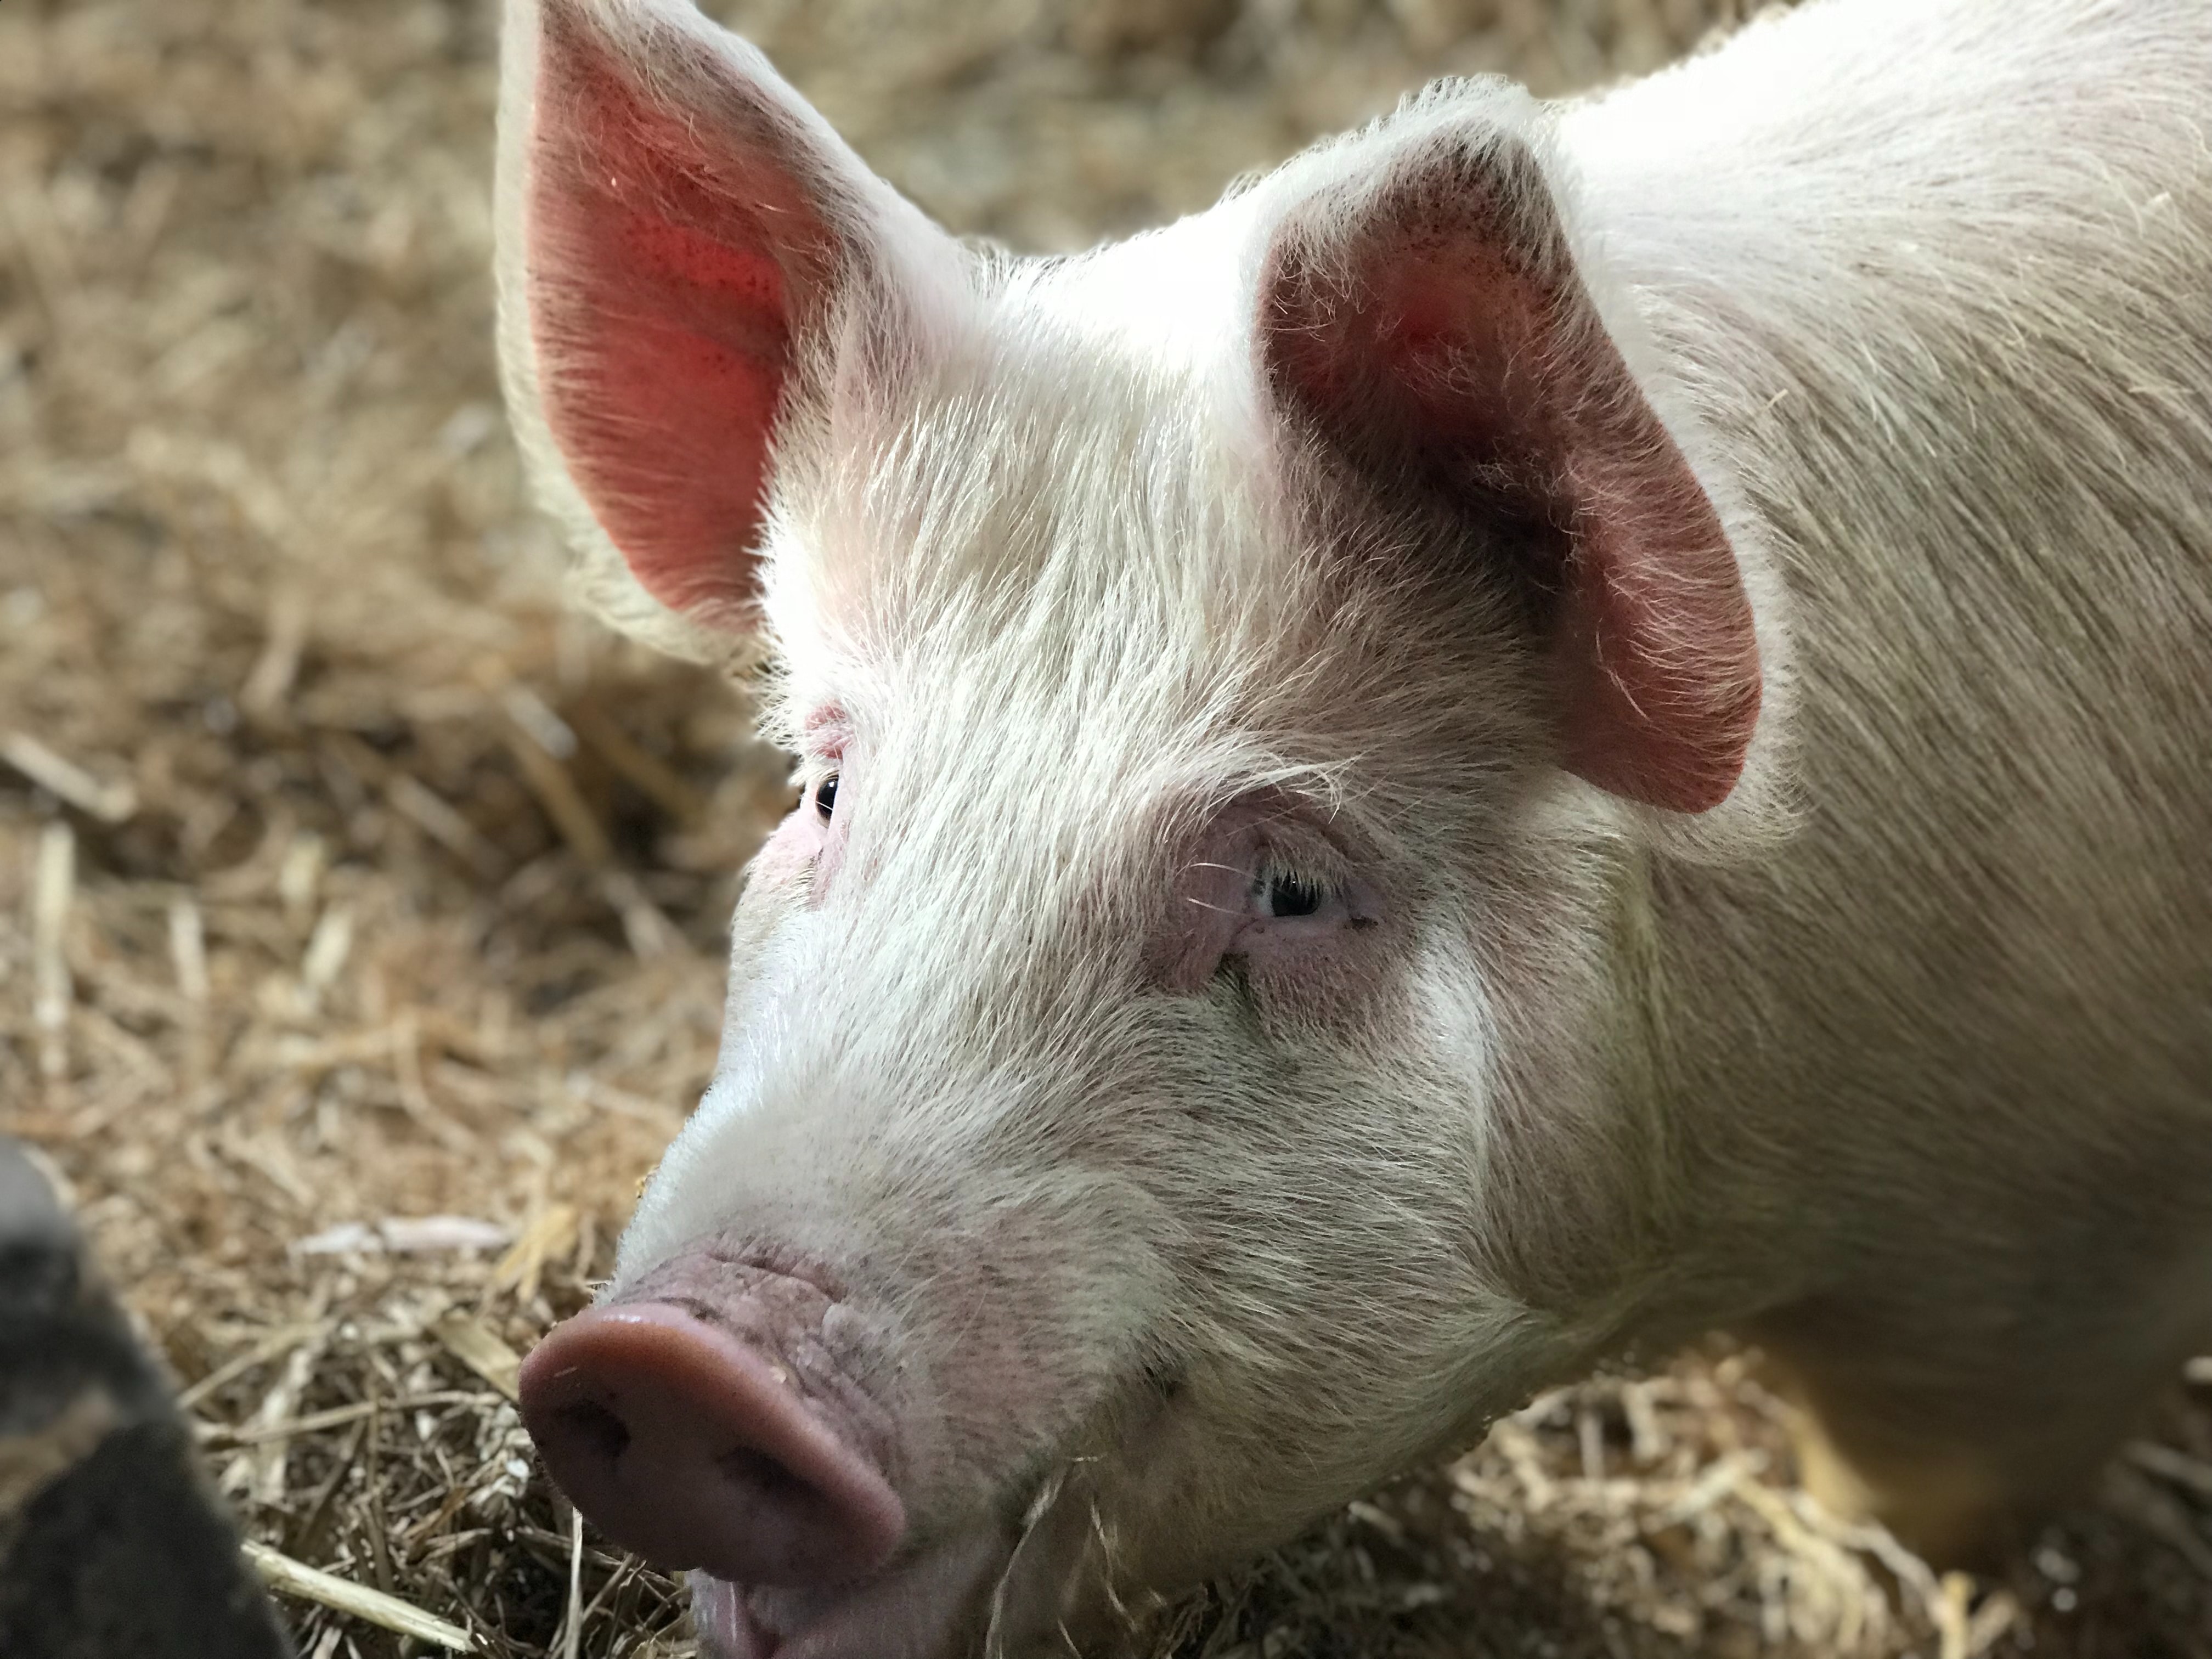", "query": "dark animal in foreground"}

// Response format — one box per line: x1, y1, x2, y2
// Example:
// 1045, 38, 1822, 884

0, 1136, 293, 1658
